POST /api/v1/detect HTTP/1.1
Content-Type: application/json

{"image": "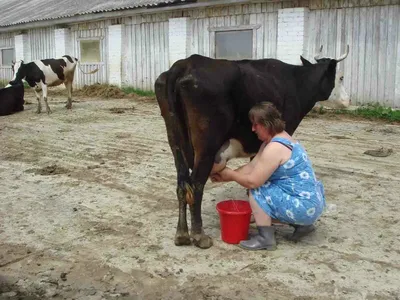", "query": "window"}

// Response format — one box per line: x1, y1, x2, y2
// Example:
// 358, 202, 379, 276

1, 48, 14, 66
80, 40, 101, 63
215, 30, 253, 60
209, 25, 260, 60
